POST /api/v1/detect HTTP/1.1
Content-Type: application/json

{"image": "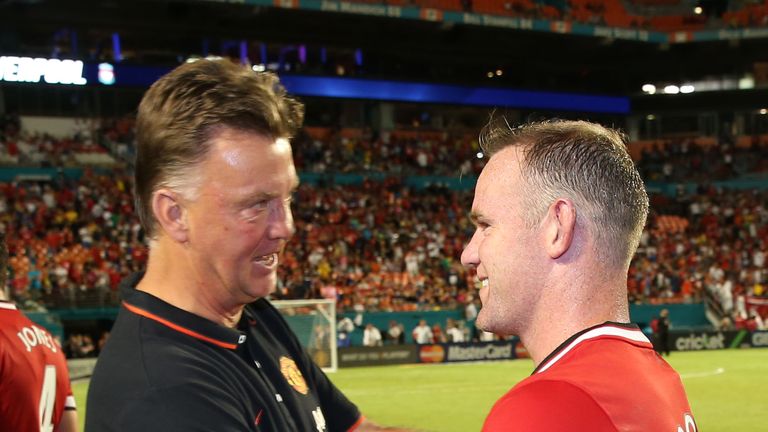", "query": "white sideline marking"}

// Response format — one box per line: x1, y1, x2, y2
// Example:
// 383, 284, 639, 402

680, 367, 725, 379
